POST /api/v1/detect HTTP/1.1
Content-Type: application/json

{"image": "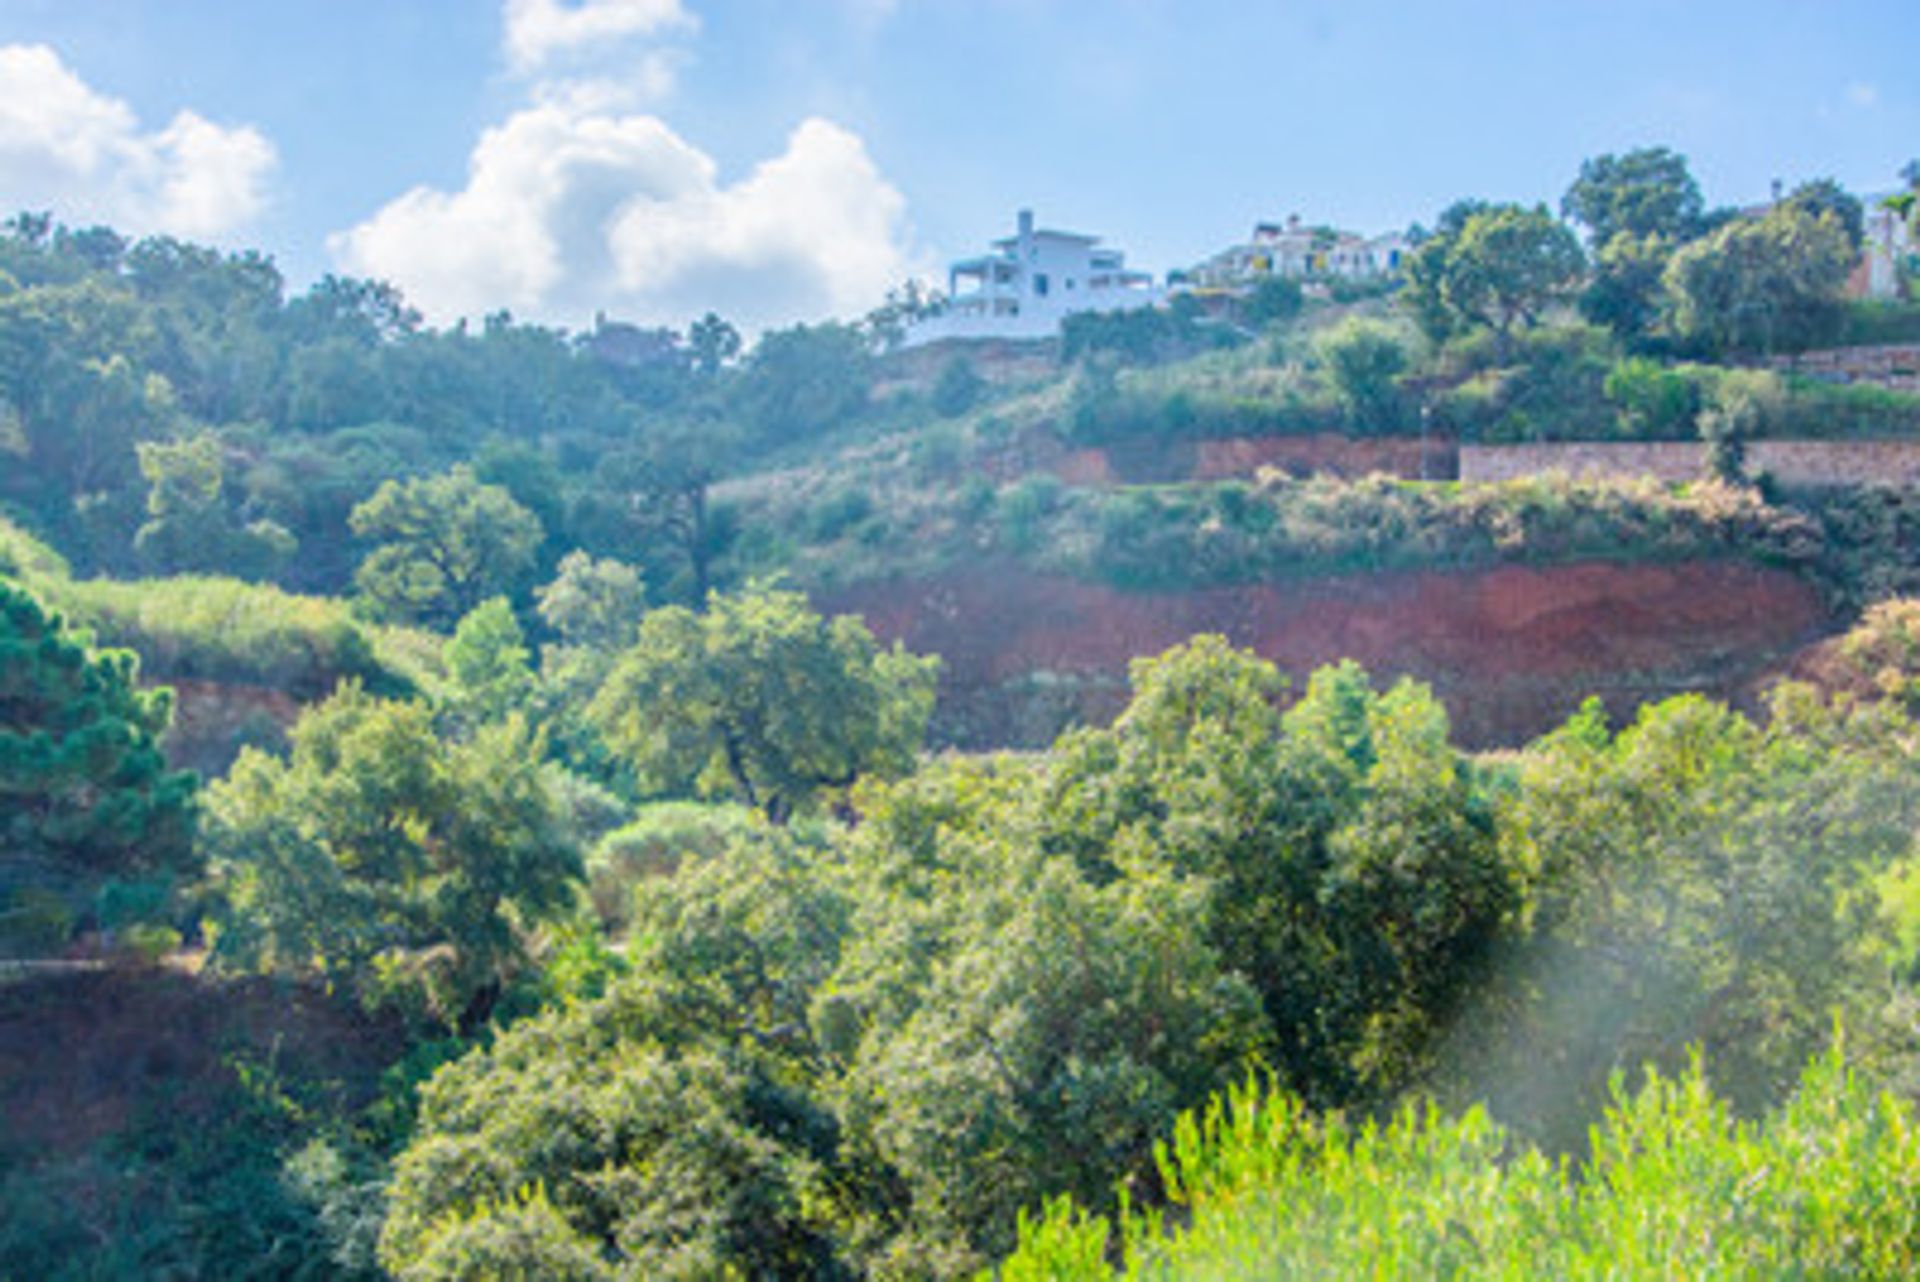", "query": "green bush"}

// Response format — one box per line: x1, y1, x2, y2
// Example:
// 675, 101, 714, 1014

37, 574, 414, 698
1074, 472, 1820, 591
586, 801, 757, 933
1604, 356, 1702, 438
999, 1043, 1920, 1280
